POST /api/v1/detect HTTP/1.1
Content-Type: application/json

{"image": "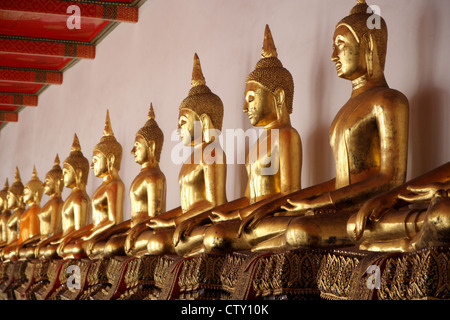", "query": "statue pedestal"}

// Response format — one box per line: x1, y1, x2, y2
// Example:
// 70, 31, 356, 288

0, 260, 27, 300
177, 253, 226, 300
91, 256, 132, 300
14, 259, 37, 300
34, 259, 65, 300
117, 255, 159, 300
318, 245, 450, 300
220, 249, 327, 300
